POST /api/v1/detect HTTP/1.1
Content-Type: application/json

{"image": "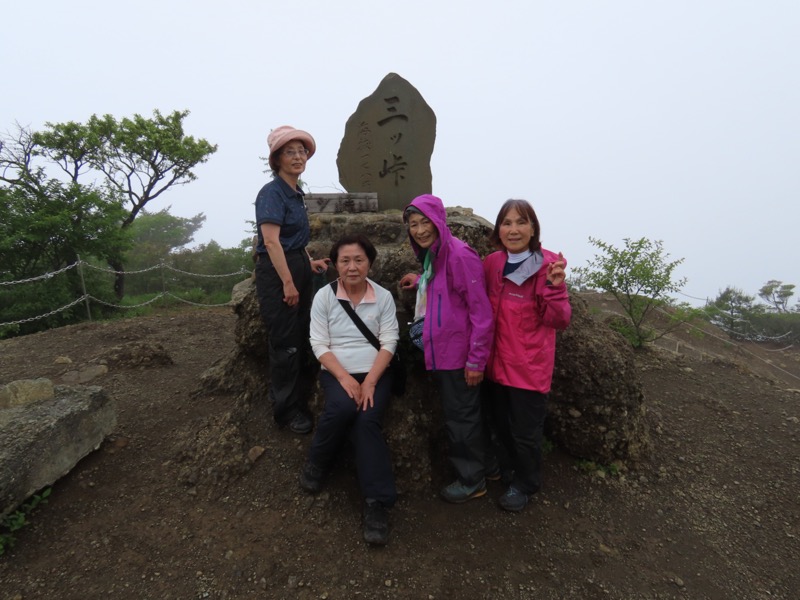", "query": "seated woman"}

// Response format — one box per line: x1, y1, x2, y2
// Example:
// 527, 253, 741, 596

299, 233, 400, 545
